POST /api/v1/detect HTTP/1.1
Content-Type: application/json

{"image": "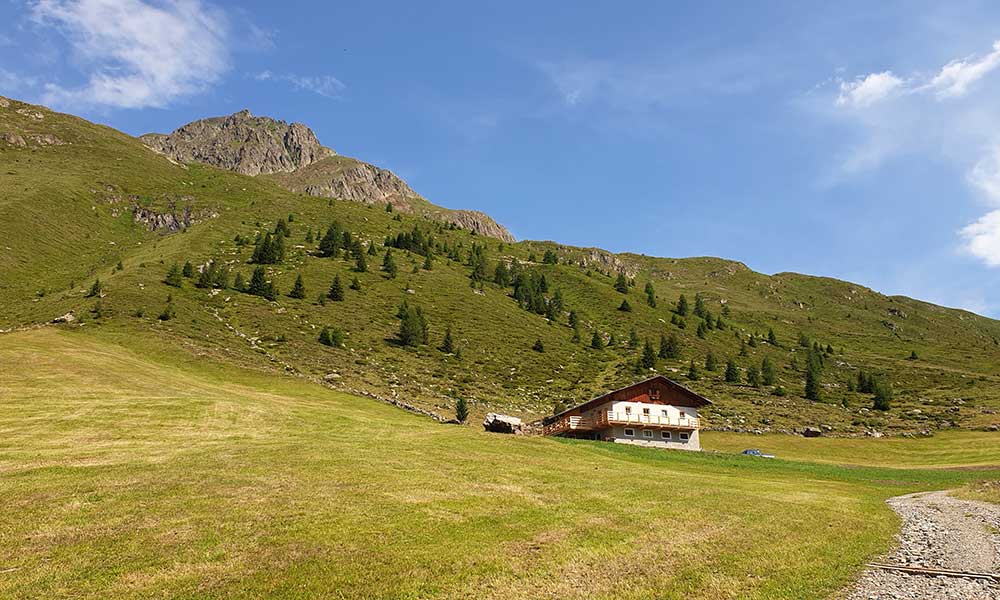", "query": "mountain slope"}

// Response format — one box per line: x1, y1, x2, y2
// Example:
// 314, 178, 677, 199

2, 95, 999, 437
140, 110, 515, 242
